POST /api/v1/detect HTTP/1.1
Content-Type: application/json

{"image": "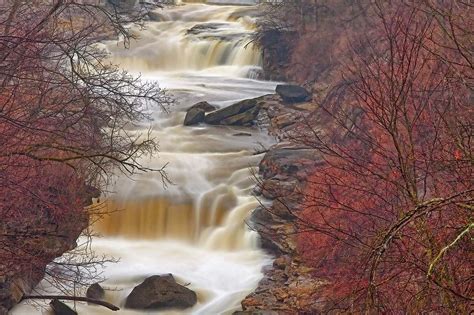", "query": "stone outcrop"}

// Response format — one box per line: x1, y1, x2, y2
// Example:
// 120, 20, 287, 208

275, 85, 311, 103
86, 283, 105, 300
240, 93, 322, 314
184, 101, 218, 126
188, 101, 217, 113
0, 189, 95, 313
0, 221, 87, 314
184, 108, 205, 126
204, 96, 266, 126
0, 277, 38, 315
259, 29, 296, 82
125, 274, 197, 310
